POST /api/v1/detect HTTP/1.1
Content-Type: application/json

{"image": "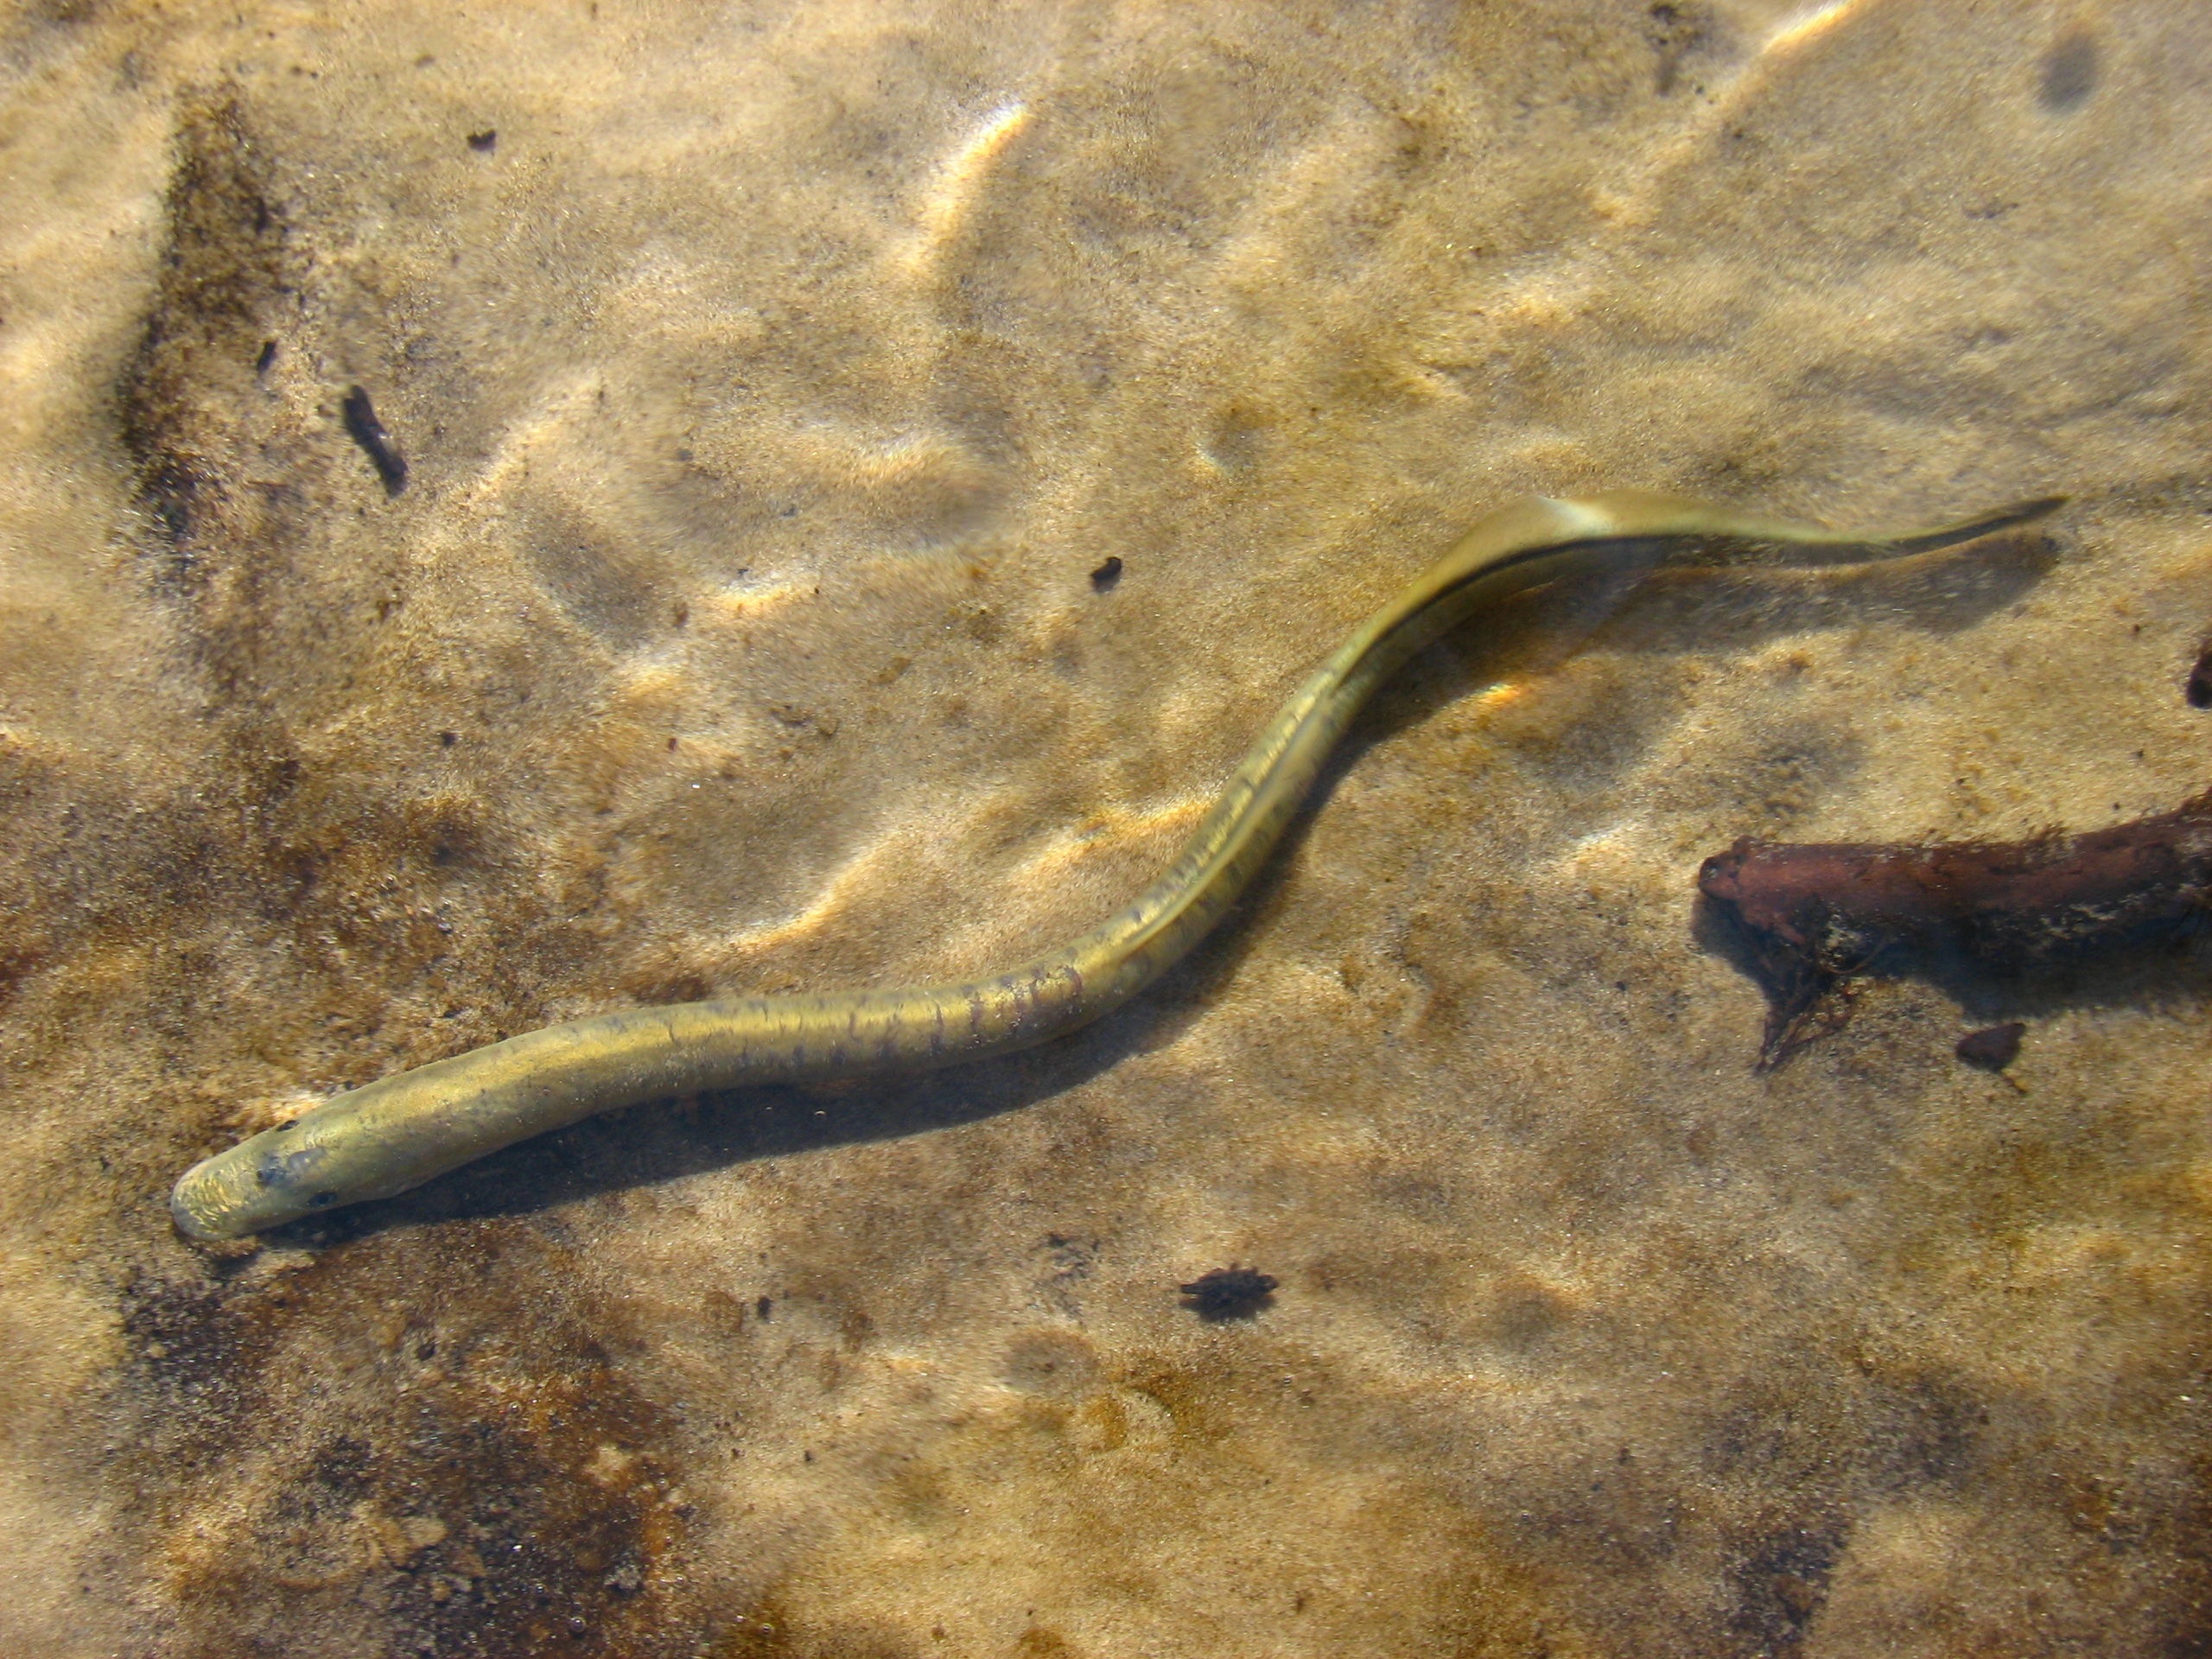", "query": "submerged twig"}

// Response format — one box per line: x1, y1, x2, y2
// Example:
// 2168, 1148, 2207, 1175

1698, 790, 2212, 1066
